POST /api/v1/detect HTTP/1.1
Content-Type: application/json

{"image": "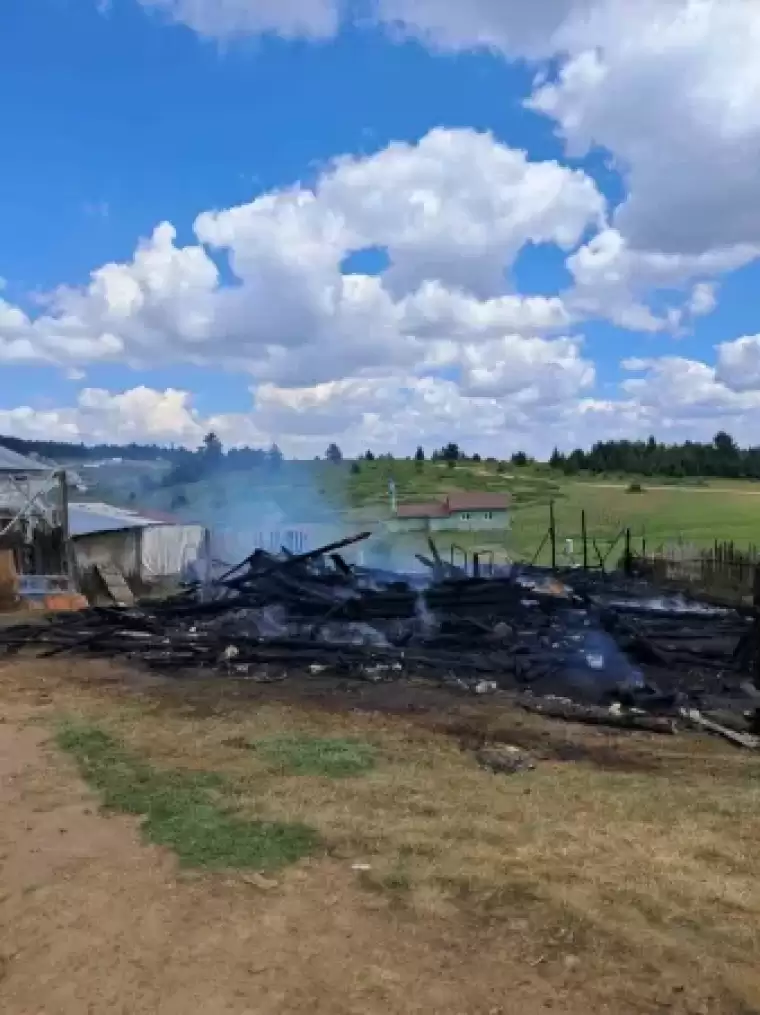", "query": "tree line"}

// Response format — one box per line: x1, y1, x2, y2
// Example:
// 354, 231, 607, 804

0, 435, 186, 464
1, 433, 488, 470
161, 434, 286, 486
8, 429, 756, 480
549, 432, 760, 479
